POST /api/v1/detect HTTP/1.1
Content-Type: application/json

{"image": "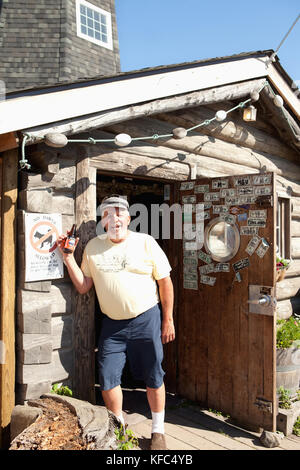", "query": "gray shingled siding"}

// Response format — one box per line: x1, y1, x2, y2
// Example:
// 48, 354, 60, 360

61, 0, 120, 81
0, 0, 120, 92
